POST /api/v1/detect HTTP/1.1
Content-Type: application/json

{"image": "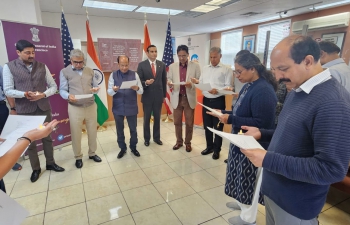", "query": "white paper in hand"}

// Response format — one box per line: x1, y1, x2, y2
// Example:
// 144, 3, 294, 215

194, 83, 212, 91
0, 191, 29, 225
172, 82, 186, 85
120, 80, 137, 89
197, 102, 223, 116
207, 127, 264, 149
218, 90, 236, 95
75, 94, 93, 99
